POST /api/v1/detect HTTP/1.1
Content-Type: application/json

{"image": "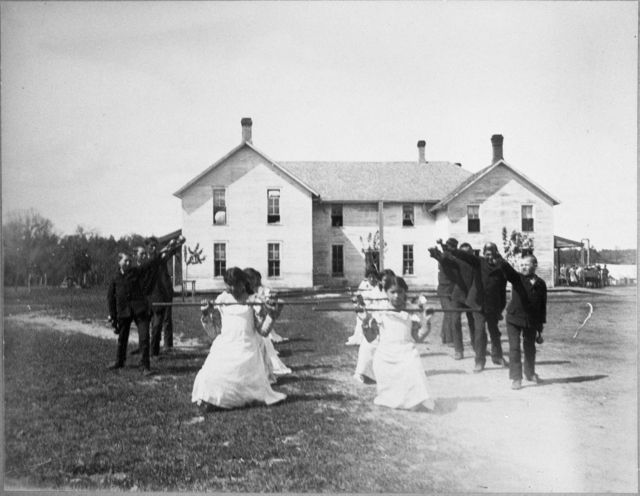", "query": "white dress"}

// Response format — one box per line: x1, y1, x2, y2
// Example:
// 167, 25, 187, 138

346, 280, 377, 346
354, 286, 384, 380
372, 306, 434, 410
252, 286, 292, 376
191, 292, 286, 409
